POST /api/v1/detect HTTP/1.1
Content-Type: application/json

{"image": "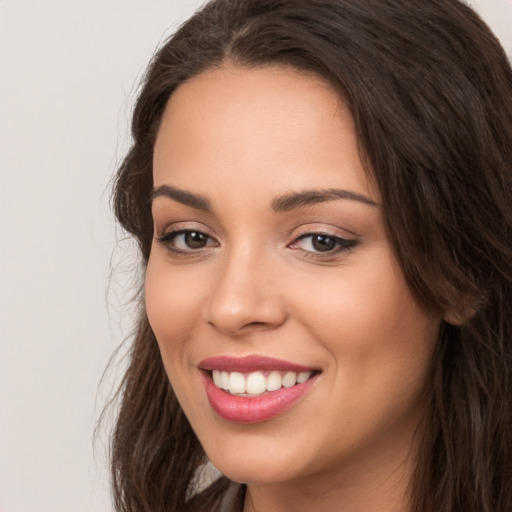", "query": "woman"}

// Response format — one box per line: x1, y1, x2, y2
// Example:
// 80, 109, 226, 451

109, 0, 512, 510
